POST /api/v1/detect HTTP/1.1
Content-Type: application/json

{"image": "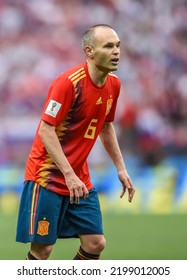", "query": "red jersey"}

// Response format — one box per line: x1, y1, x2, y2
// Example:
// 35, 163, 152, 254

25, 63, 121, 195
